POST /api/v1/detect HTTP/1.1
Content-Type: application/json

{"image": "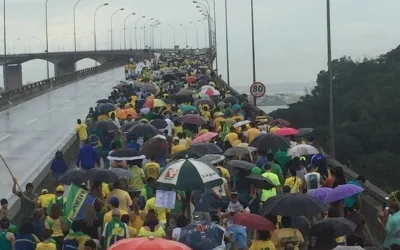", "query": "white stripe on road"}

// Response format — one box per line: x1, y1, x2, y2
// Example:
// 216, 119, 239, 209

0, 134, 12, 142
62, 99, 70, 104
26, 118, 37, 124
47, 108, 55, 112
